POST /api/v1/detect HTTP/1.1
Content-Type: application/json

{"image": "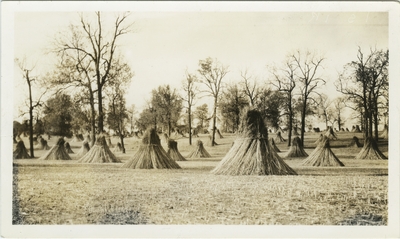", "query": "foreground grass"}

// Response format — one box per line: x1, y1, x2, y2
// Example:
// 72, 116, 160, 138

13, 131, 388, 225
